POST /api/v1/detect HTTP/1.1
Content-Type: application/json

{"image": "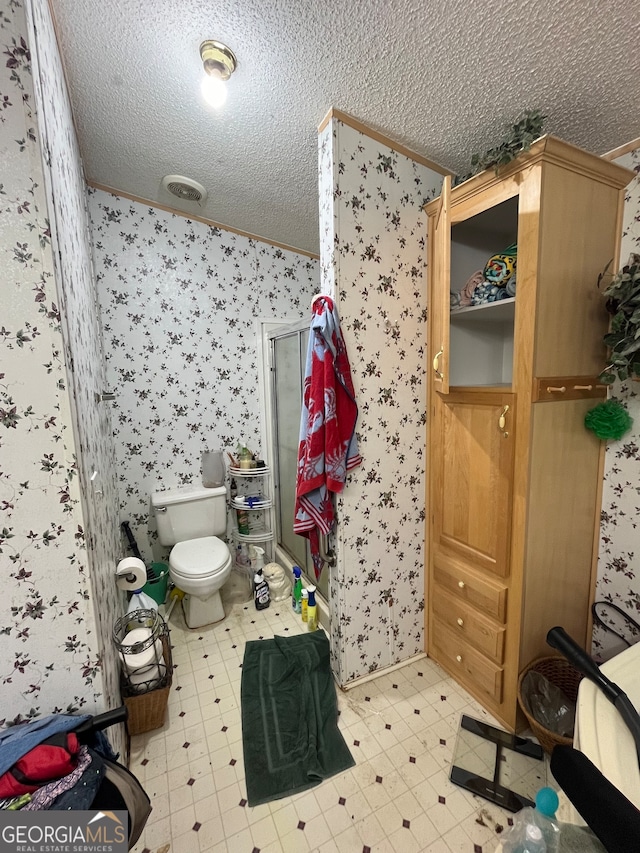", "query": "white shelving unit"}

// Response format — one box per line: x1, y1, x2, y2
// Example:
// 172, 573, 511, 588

229, 465, 272, 478
229, 466, 274, 553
